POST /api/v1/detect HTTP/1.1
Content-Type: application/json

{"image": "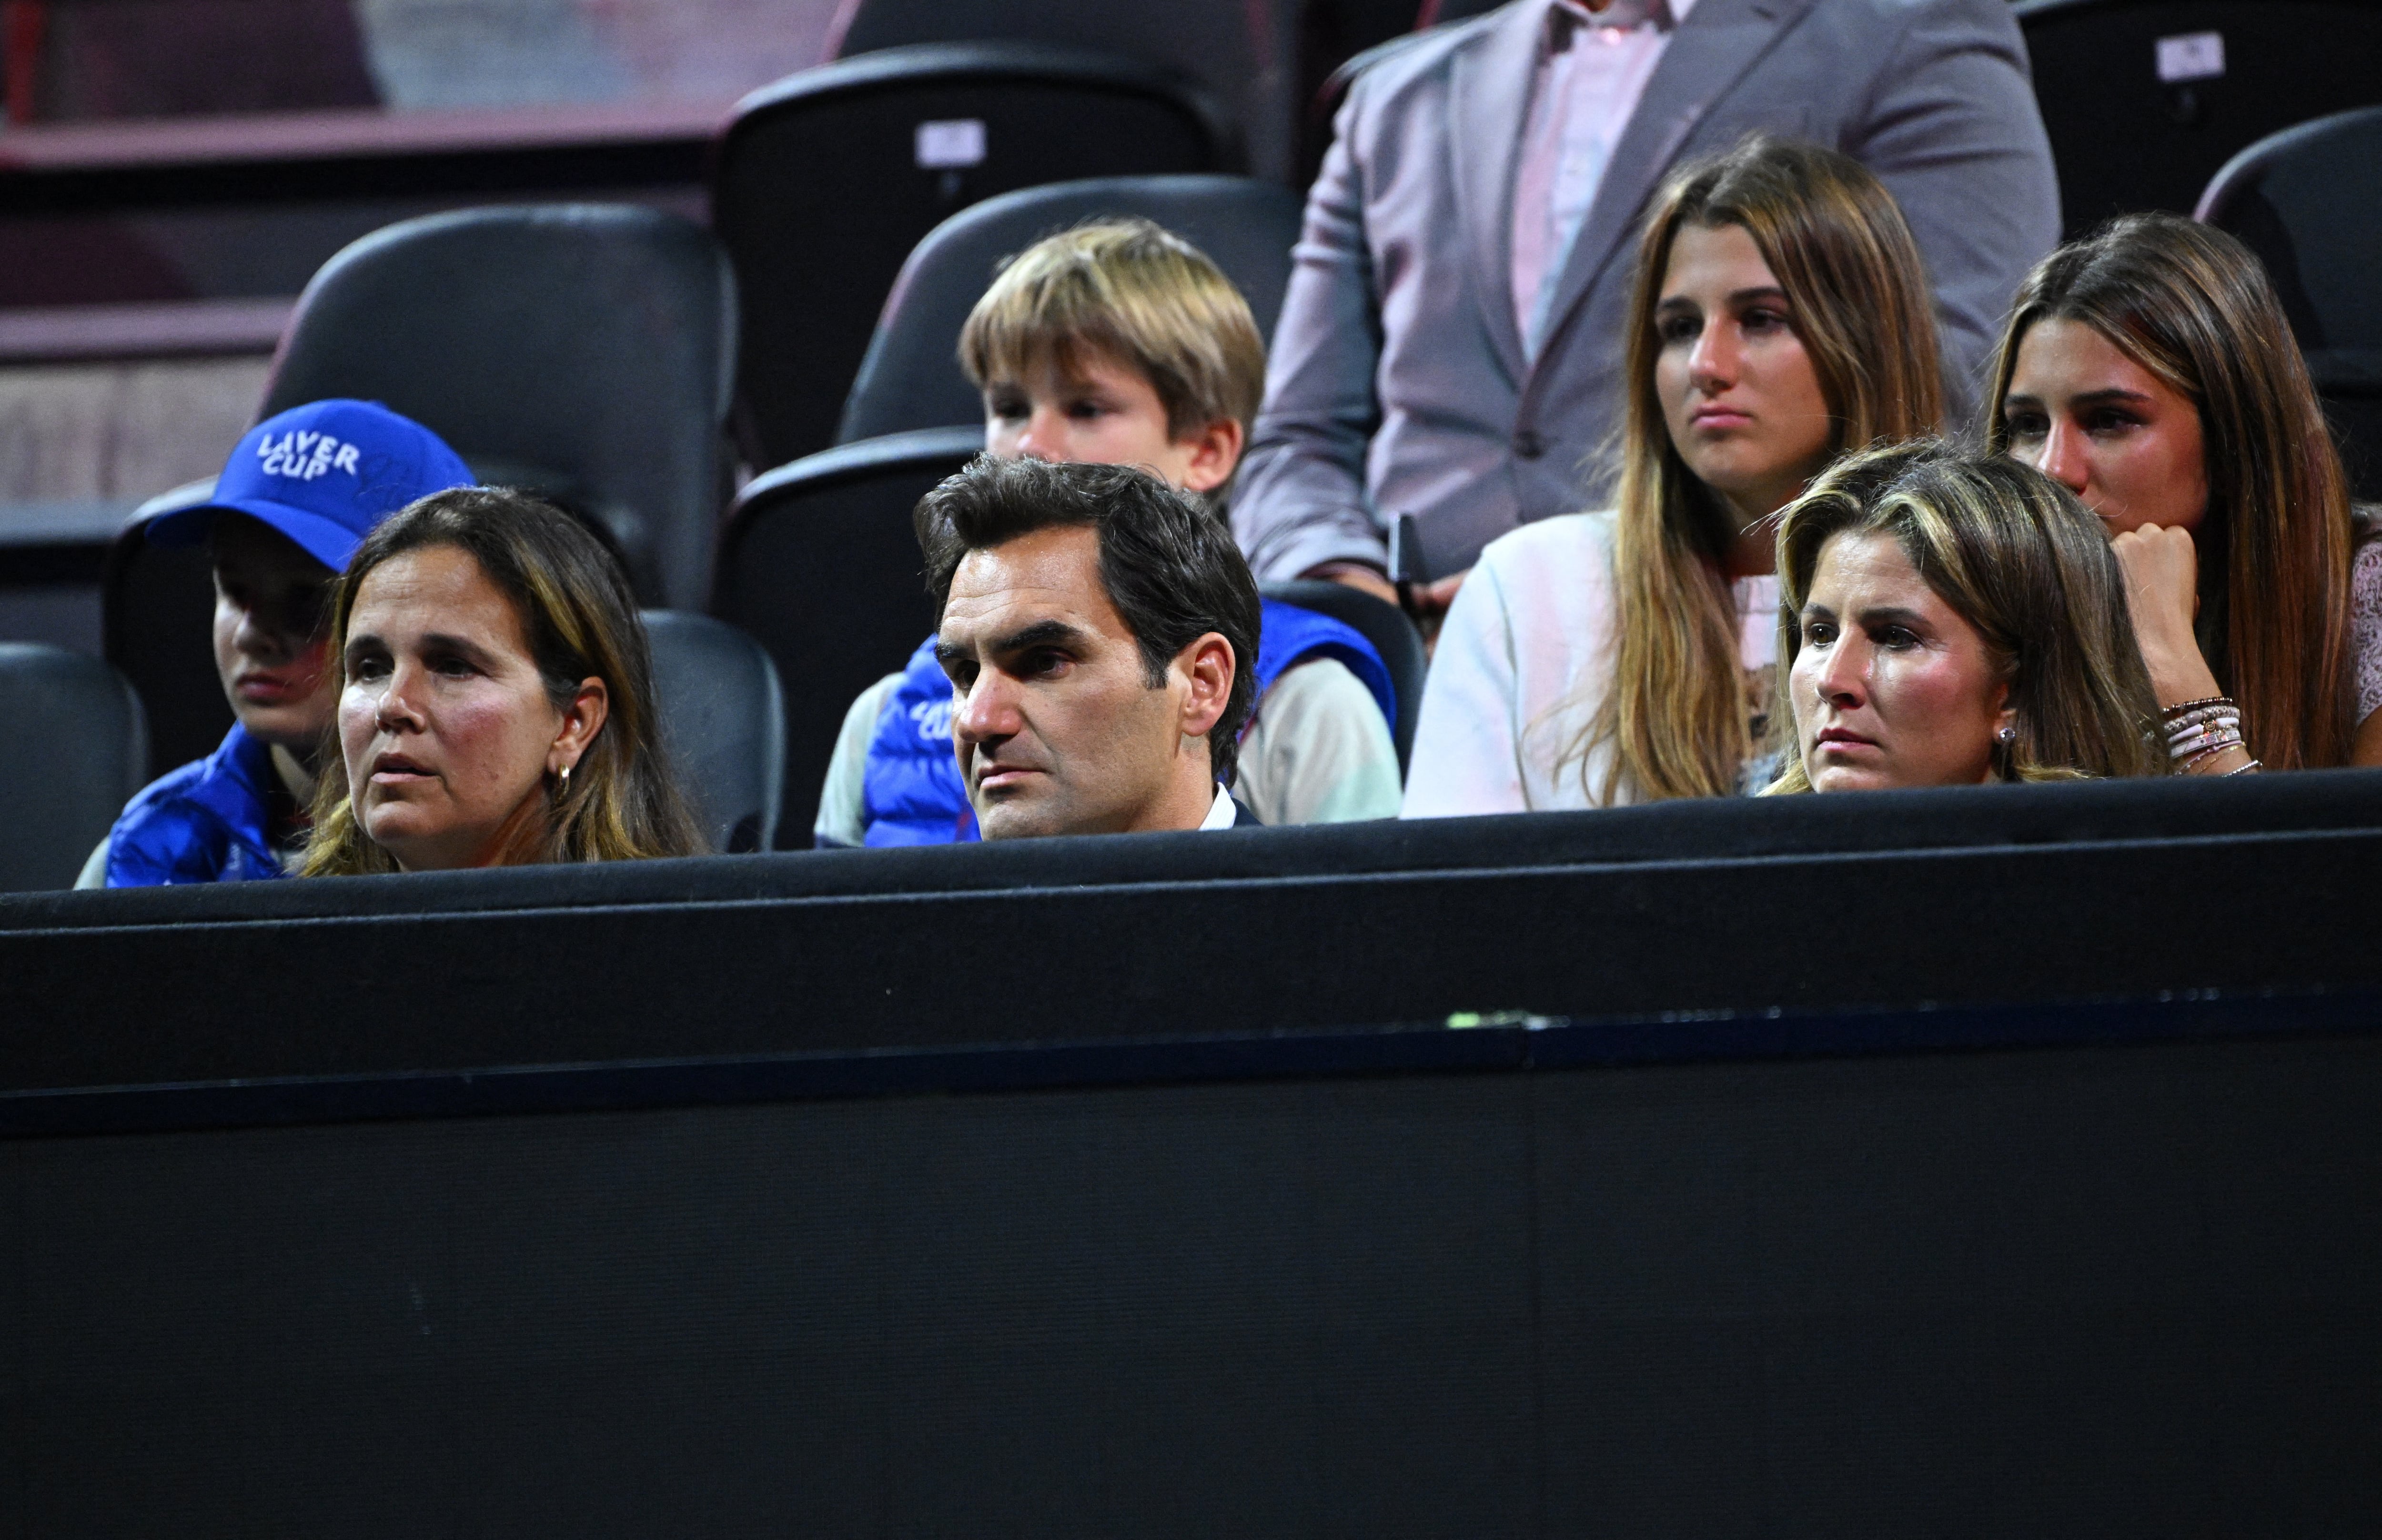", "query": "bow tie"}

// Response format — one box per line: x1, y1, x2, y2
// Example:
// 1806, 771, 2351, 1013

1549, 0, 1670, 48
